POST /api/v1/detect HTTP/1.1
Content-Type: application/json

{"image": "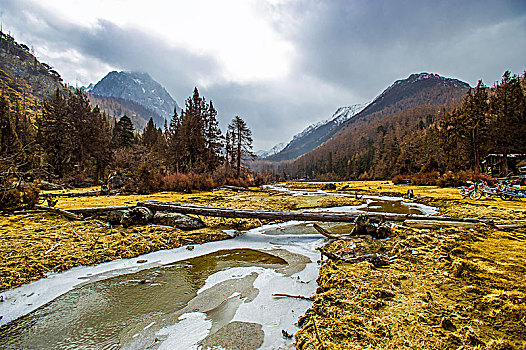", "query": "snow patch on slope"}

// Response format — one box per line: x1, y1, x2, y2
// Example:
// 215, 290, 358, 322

256, 142, 287, 158
290, 102, 368, 142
